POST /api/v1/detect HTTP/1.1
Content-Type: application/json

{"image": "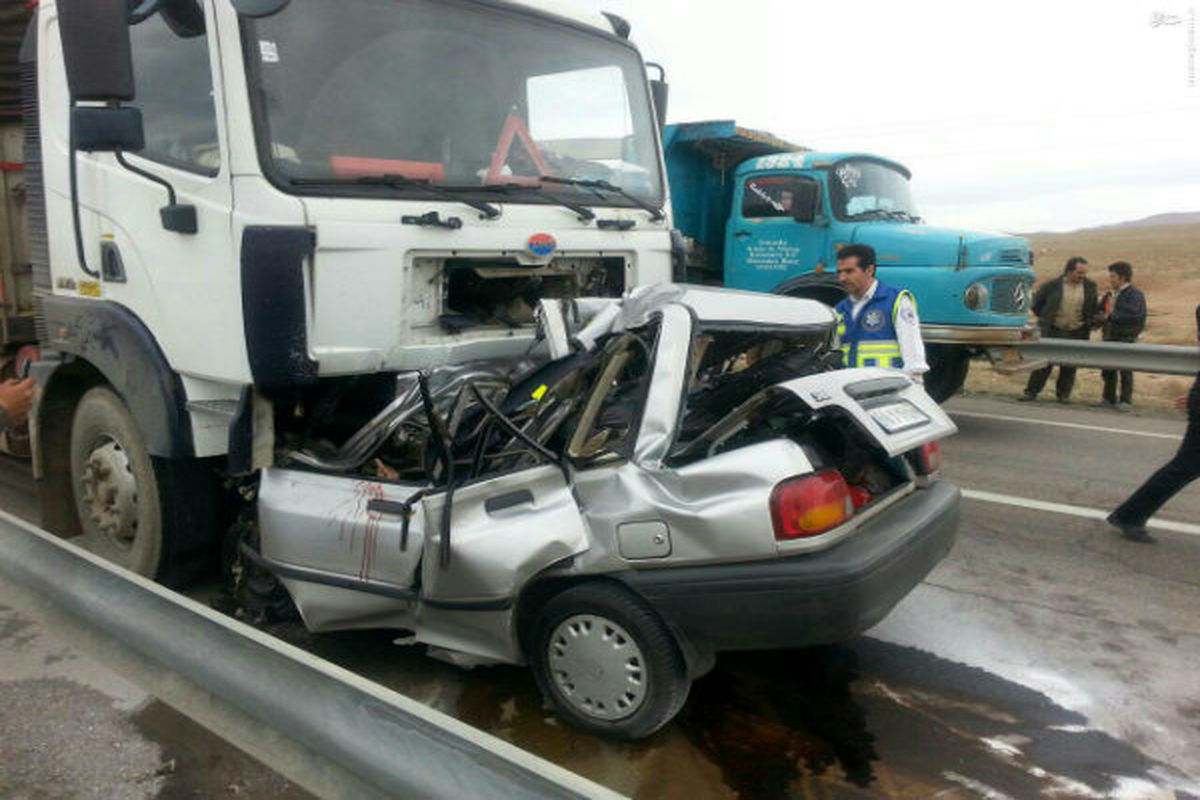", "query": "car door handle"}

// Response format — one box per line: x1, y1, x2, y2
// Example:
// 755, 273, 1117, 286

367, 499, 412, 517
484, 490, 535, 514
733, 231, 752, 238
